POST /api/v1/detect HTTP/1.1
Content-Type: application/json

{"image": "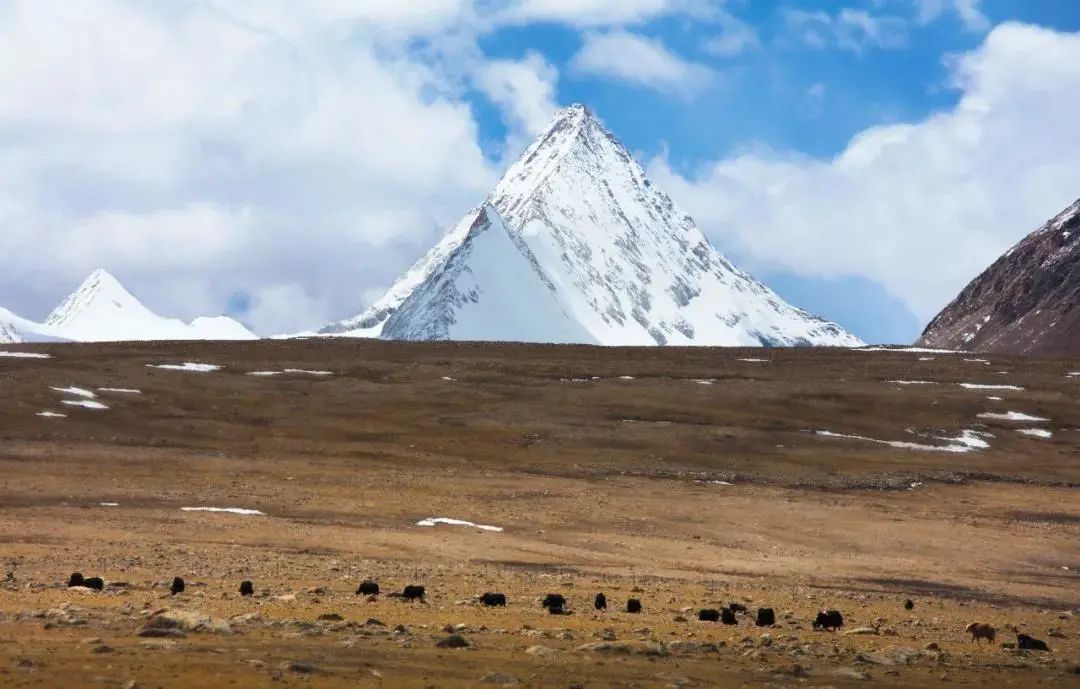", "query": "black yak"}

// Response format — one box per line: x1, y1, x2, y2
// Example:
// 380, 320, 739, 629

356, 581, 380, 596
594, 592, 607, 611
239, 580, 254, 596
1017, 633, 1049, 651
480, 592, 507, 607
170, 577, 185, 596
814, 610, 844, 631
721, 608, 738, 625
83, 577, 104, 591
402, 585, 426, 602
67, 572, 84, 588
626, 598, 642, 614
965, 622, 995, 644
698, 609, 721, 622
755, 608, 775, 626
